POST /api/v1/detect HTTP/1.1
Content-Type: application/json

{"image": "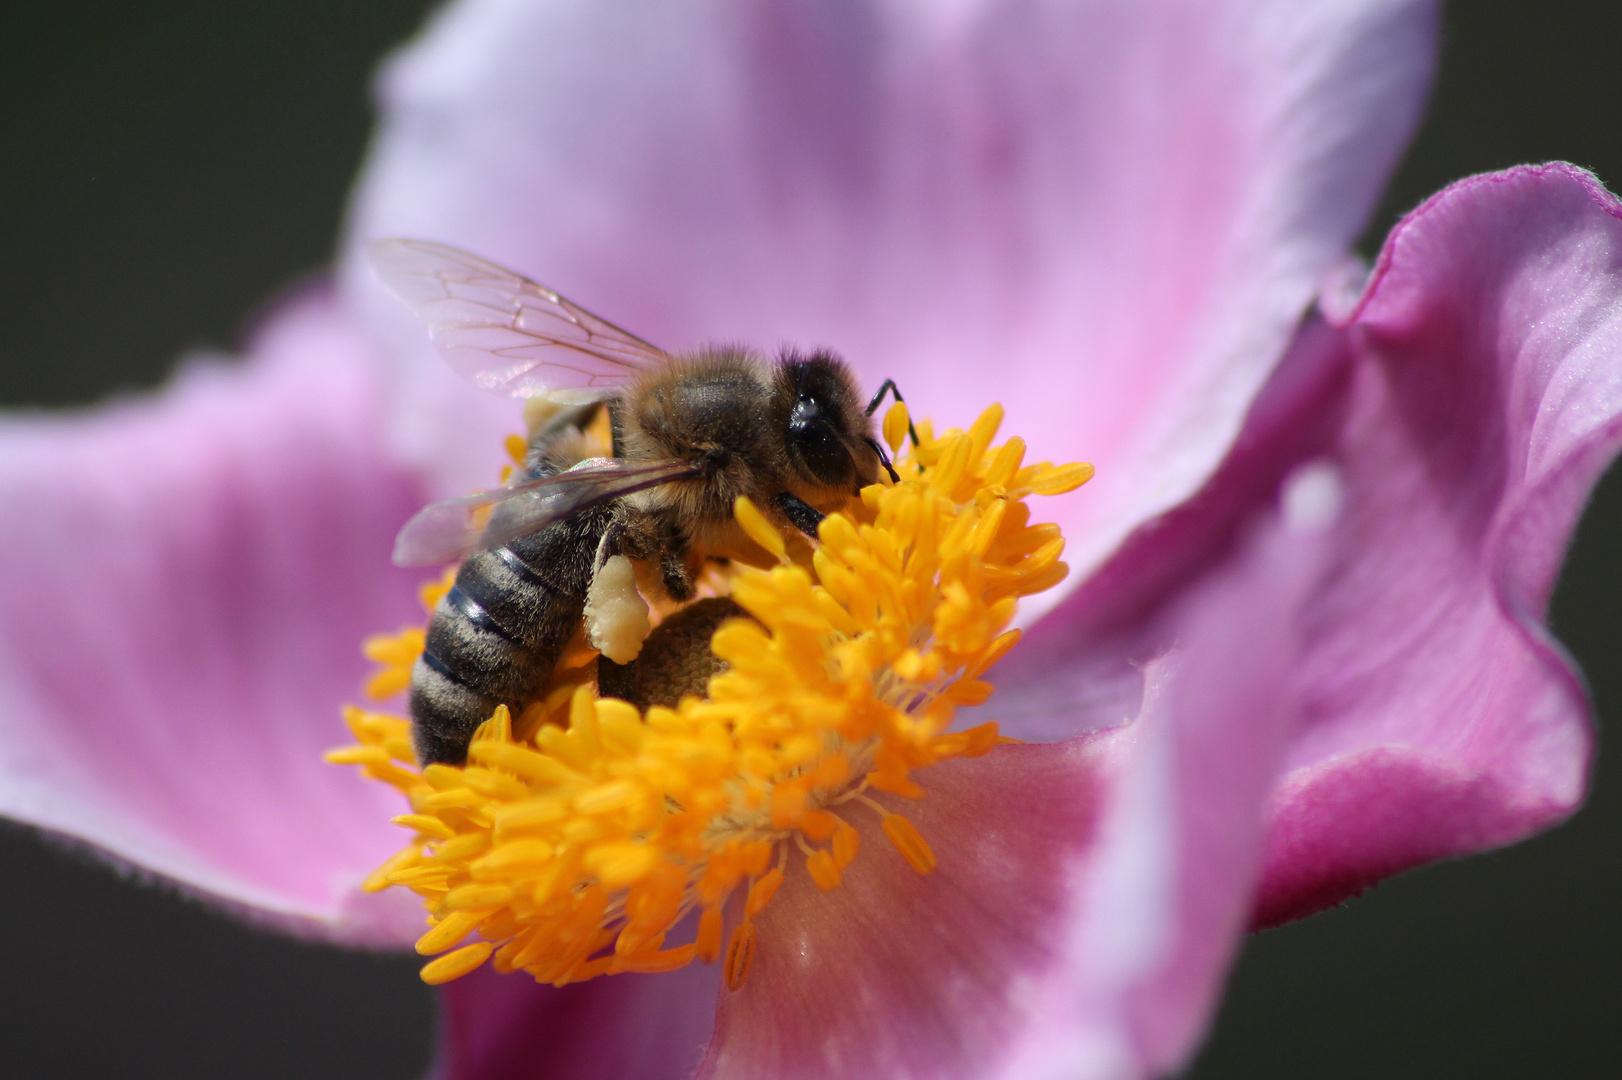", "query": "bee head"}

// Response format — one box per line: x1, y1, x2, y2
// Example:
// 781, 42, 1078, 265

777, 351, 880, 494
